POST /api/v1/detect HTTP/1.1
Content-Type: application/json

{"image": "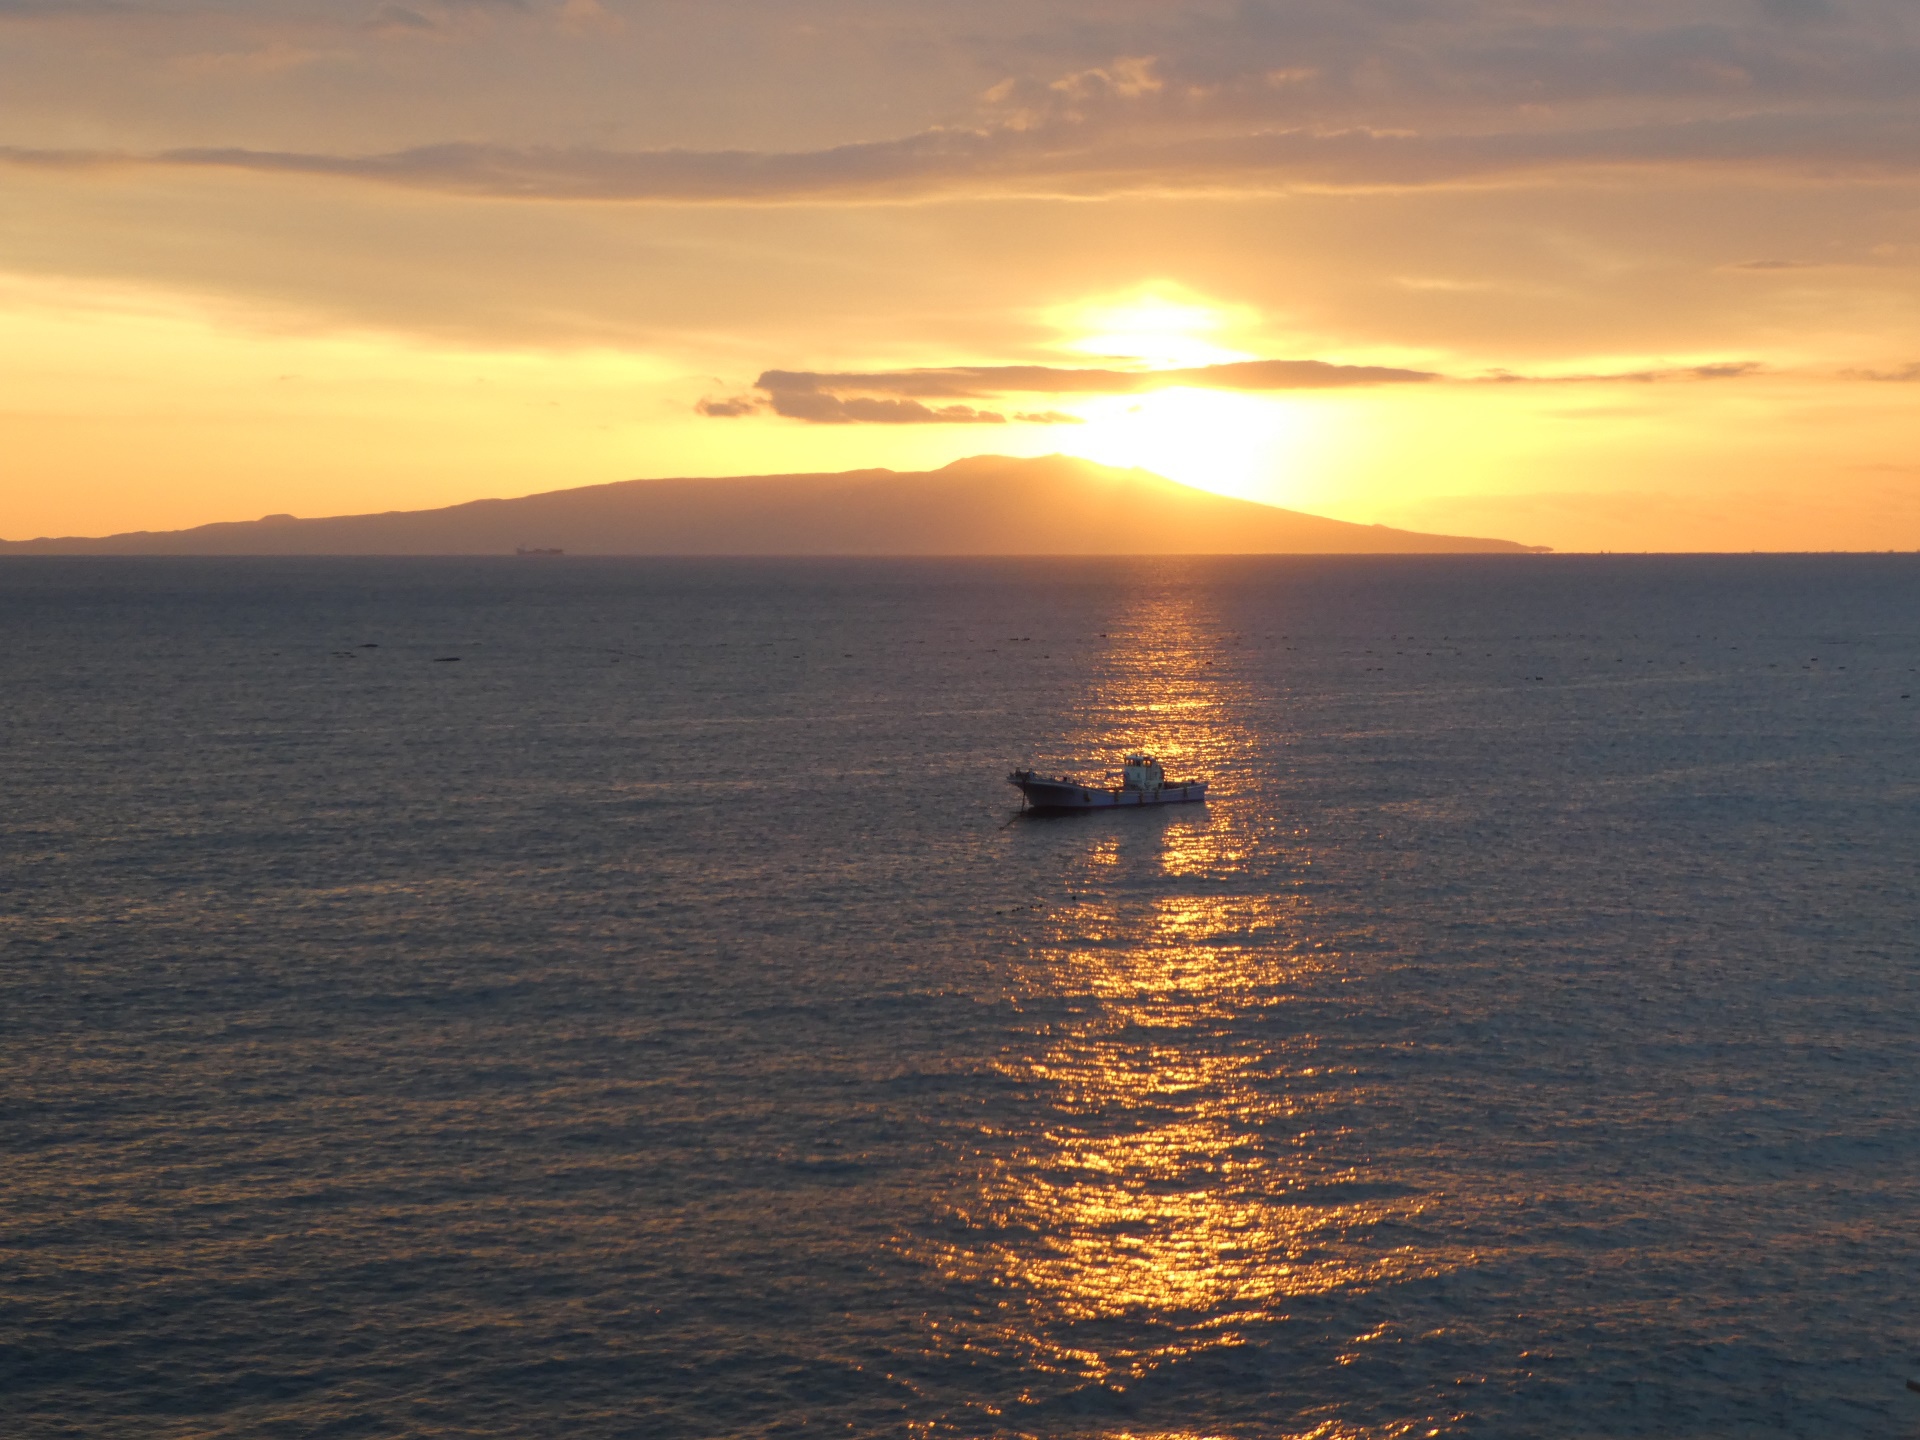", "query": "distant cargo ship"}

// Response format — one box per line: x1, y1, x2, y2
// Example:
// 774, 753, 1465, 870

515, 547, 565, 556
1008, 753, 1208, 812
